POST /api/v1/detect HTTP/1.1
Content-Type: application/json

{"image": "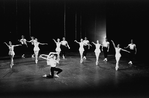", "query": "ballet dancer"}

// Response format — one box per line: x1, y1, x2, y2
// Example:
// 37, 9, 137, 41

92, 40, 102, 65
111, 40, 130, 71
27, 36, 36, 58
39, 52, 62, 78
125, 39, 137, 65
83, 37, 92, 59
33, 38, 48, 64
61, 37, 70, 59
18, 35, 28, 58
4, 41, 21, 68
102, 38, 110, 62
74, 39, 85, 63
53, 38, 61, 61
